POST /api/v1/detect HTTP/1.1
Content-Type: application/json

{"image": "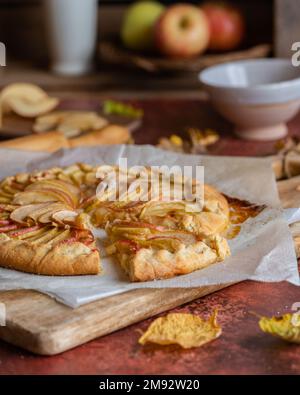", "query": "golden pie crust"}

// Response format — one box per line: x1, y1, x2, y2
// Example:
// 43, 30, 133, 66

0, 163, 231, 280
